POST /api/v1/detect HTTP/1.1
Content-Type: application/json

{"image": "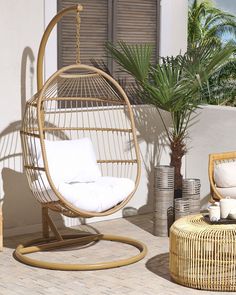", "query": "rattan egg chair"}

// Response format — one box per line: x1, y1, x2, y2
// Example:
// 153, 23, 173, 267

15, 4, 147, 271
